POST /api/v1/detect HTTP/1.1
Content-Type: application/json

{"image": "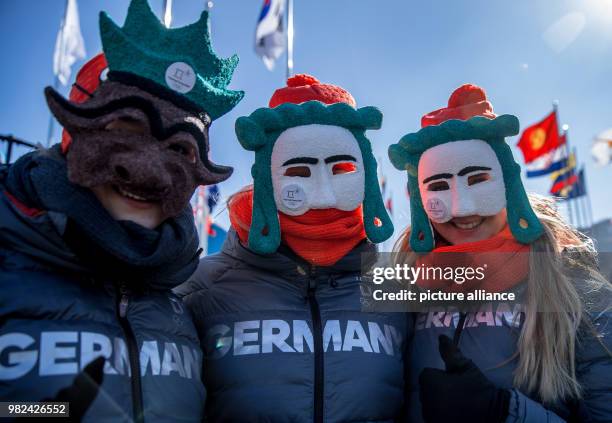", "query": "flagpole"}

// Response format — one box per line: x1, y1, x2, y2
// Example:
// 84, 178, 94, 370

47, 0, 69, 147
583, 167, 595, 226
573, 154, 590, 229
570, 146, 584, 229
560, 119, 576, 227
578, 166, 590, 228
205, 1, 213, 33
285, 0, 294, 80
573, 158, 584, 229
197, 0, 214, 256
